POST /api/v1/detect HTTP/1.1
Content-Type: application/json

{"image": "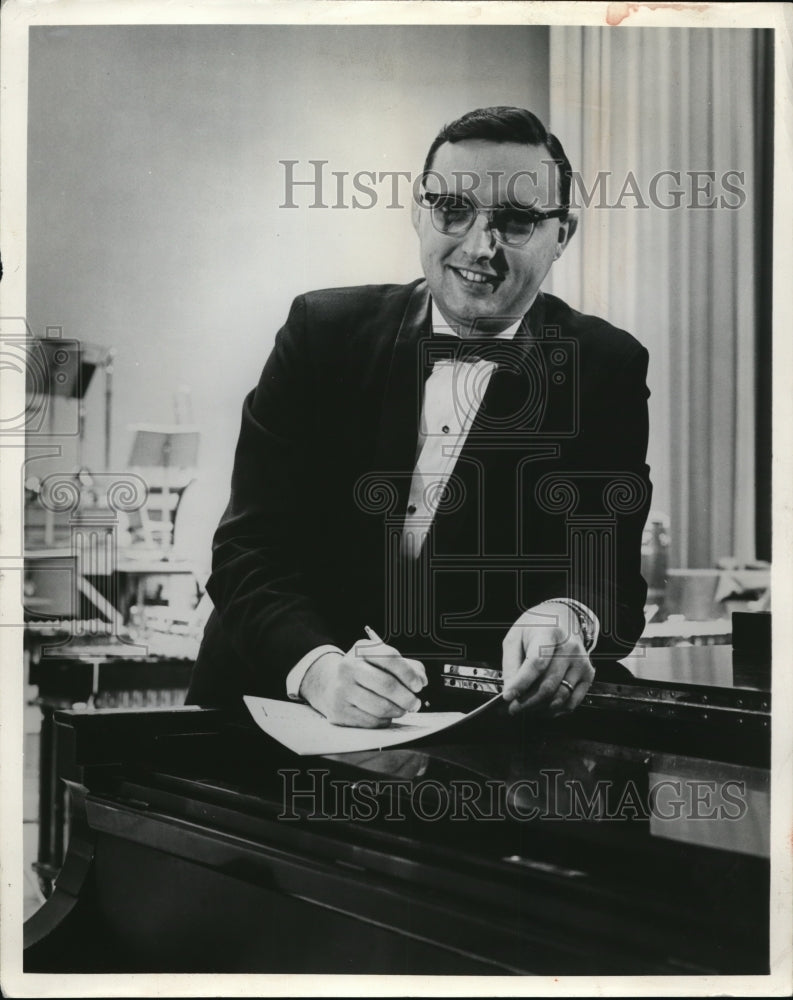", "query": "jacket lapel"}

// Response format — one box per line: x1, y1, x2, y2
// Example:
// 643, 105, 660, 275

371, 280, 431, 515
427, 292, 561, 554
368, 287, 563, 556
461, 292, 550, 439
